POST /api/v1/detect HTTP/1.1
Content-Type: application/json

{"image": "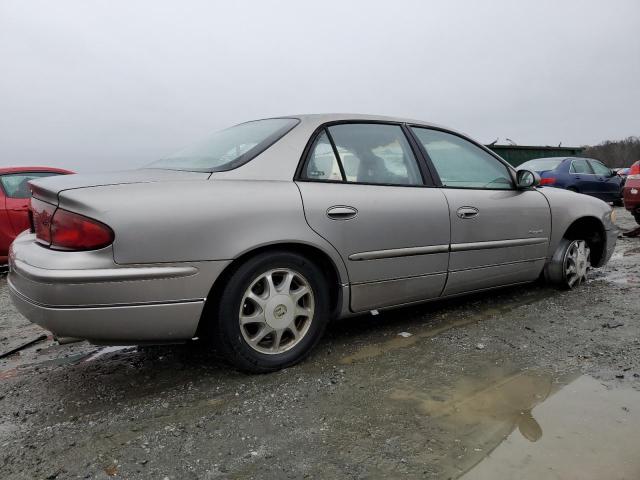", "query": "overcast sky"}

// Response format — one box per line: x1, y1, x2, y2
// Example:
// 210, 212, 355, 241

1, 0, 639, 172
